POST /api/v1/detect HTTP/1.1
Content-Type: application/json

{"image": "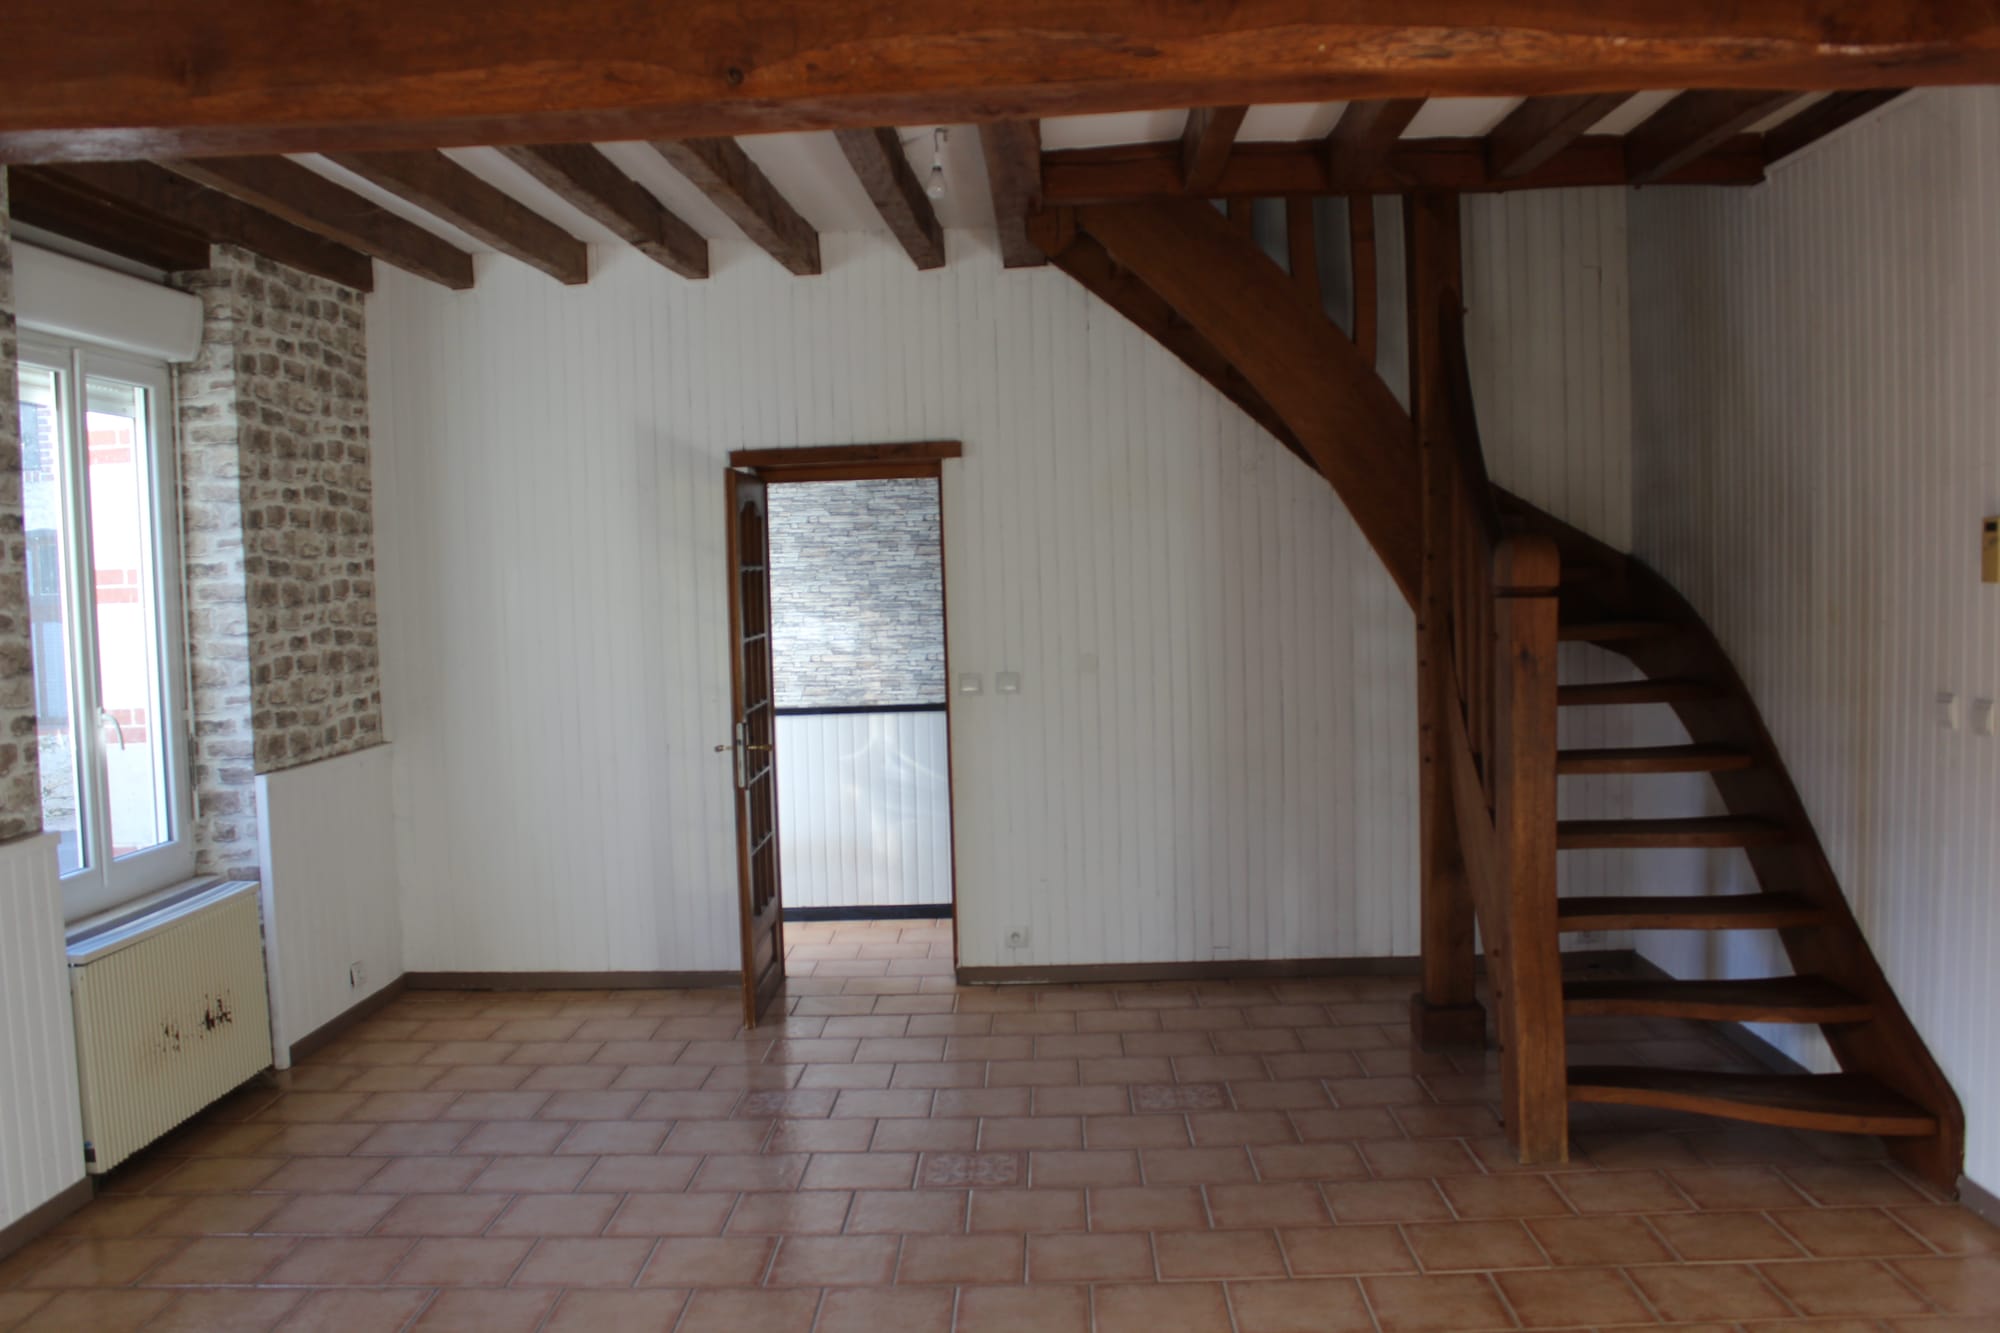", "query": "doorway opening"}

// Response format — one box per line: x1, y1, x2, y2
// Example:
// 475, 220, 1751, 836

765, 474, 954, 922
724, 442, 961, 1026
